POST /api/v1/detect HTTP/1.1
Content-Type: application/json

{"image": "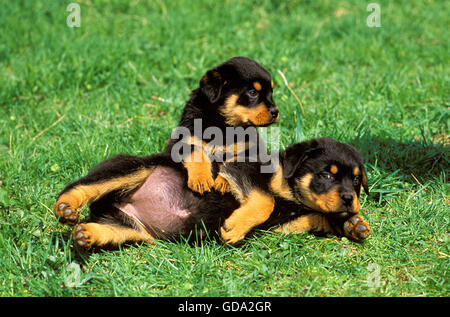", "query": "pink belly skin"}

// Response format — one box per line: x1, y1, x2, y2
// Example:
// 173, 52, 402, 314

115, 166, 200, 238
